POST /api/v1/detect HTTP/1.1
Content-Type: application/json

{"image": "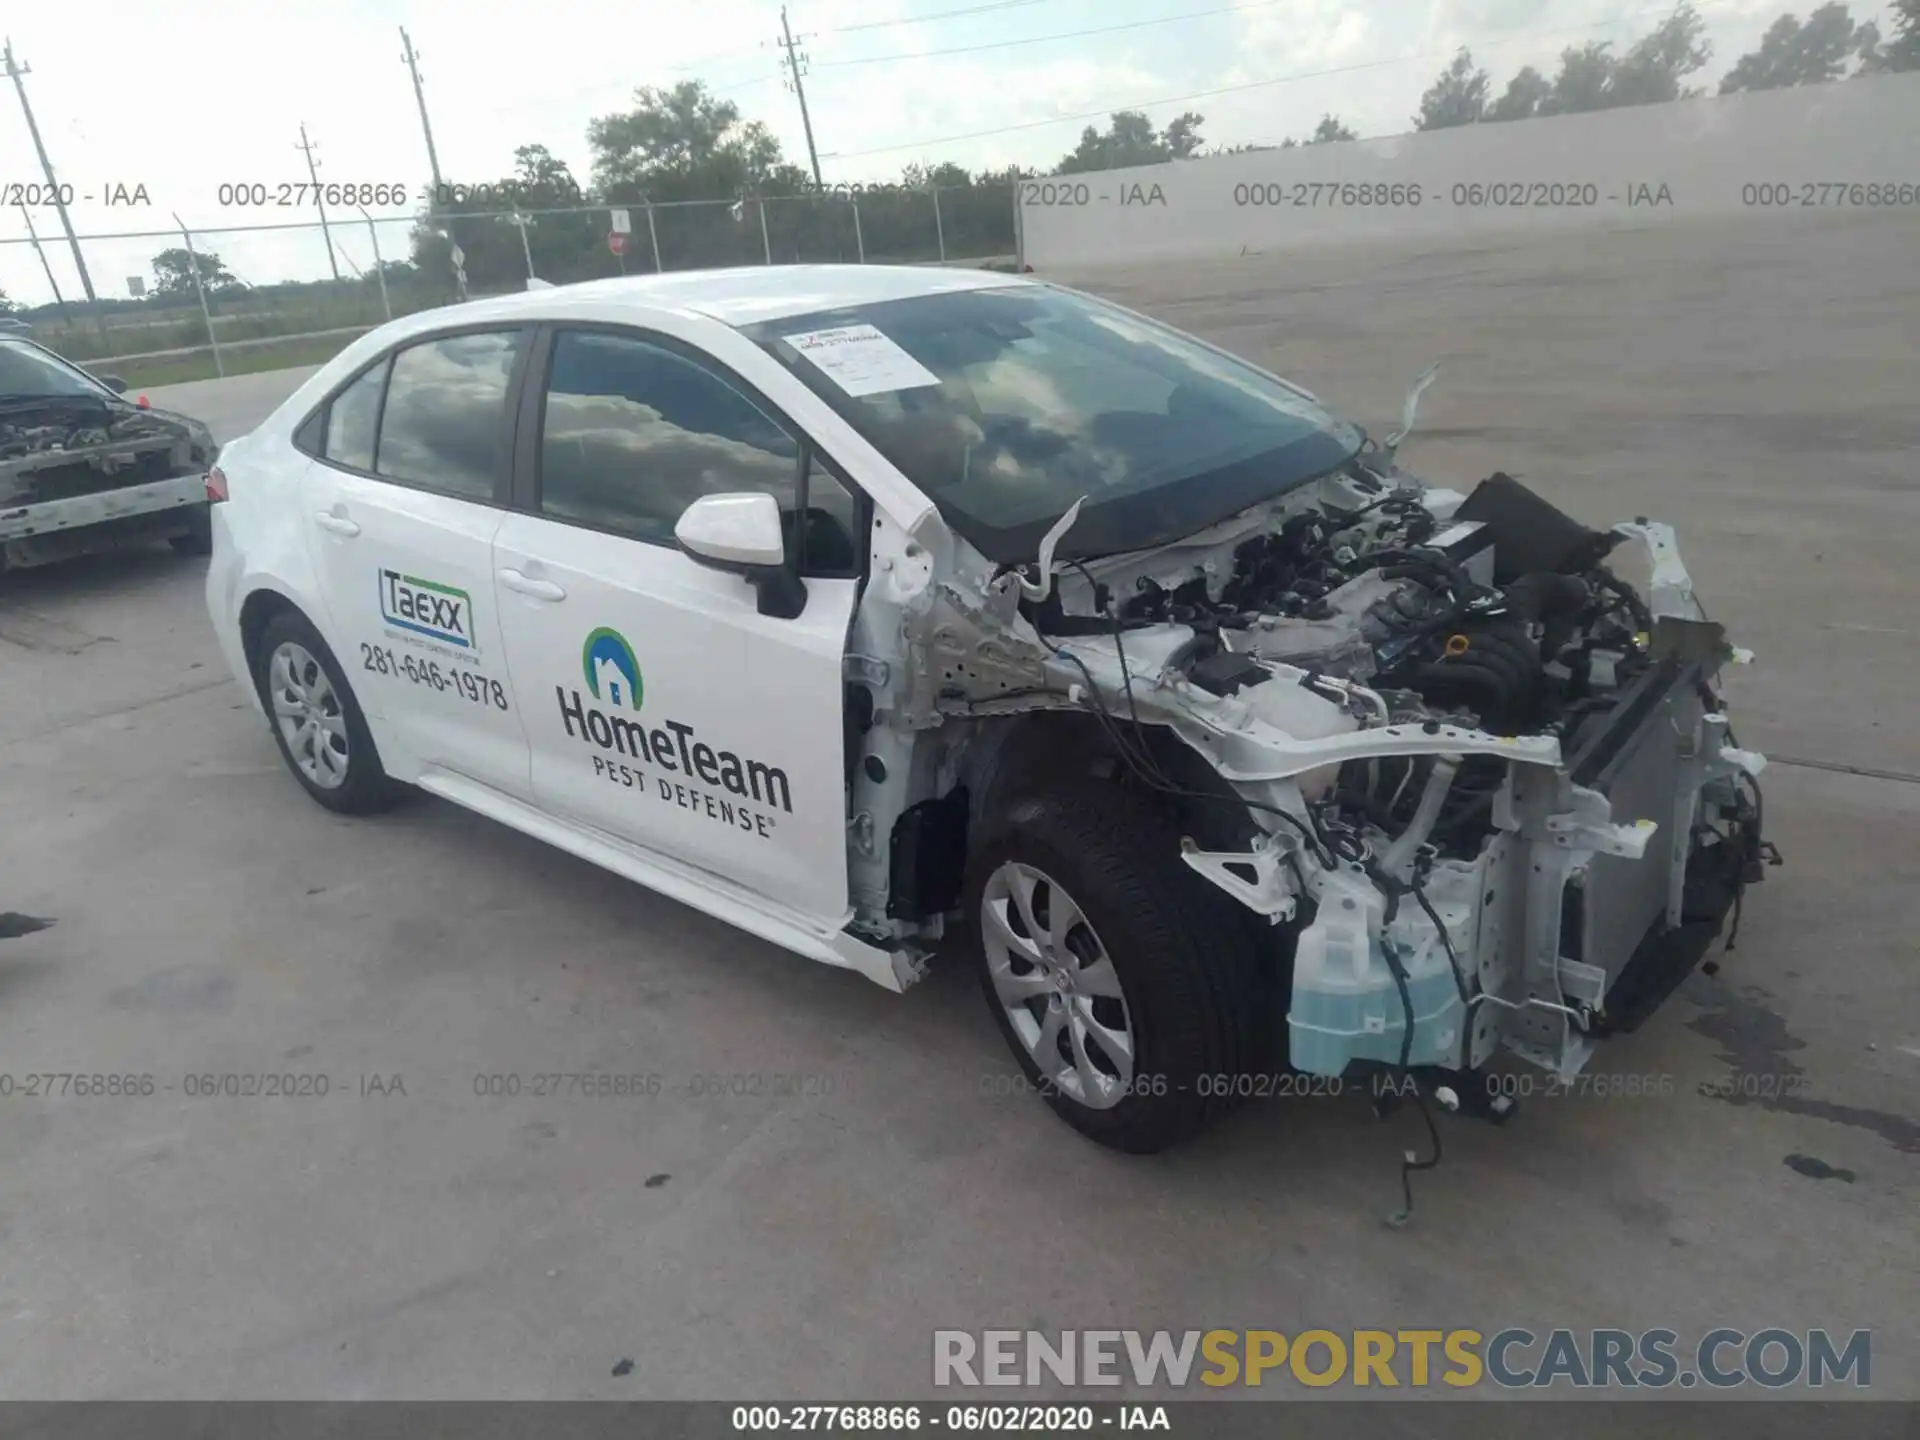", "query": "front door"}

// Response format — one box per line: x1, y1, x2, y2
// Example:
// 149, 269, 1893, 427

492, 326, 865, 923
299, 329, 534, 795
